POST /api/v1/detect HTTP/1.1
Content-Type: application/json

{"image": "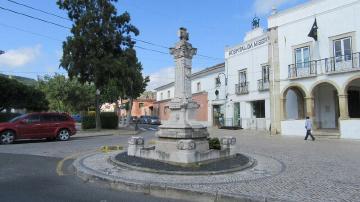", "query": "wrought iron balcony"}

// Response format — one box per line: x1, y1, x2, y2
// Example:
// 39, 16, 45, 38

288, 61, 317, 79
258, 79, 269, 91
324, 52, 360, 74
235, 82, 249, 95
